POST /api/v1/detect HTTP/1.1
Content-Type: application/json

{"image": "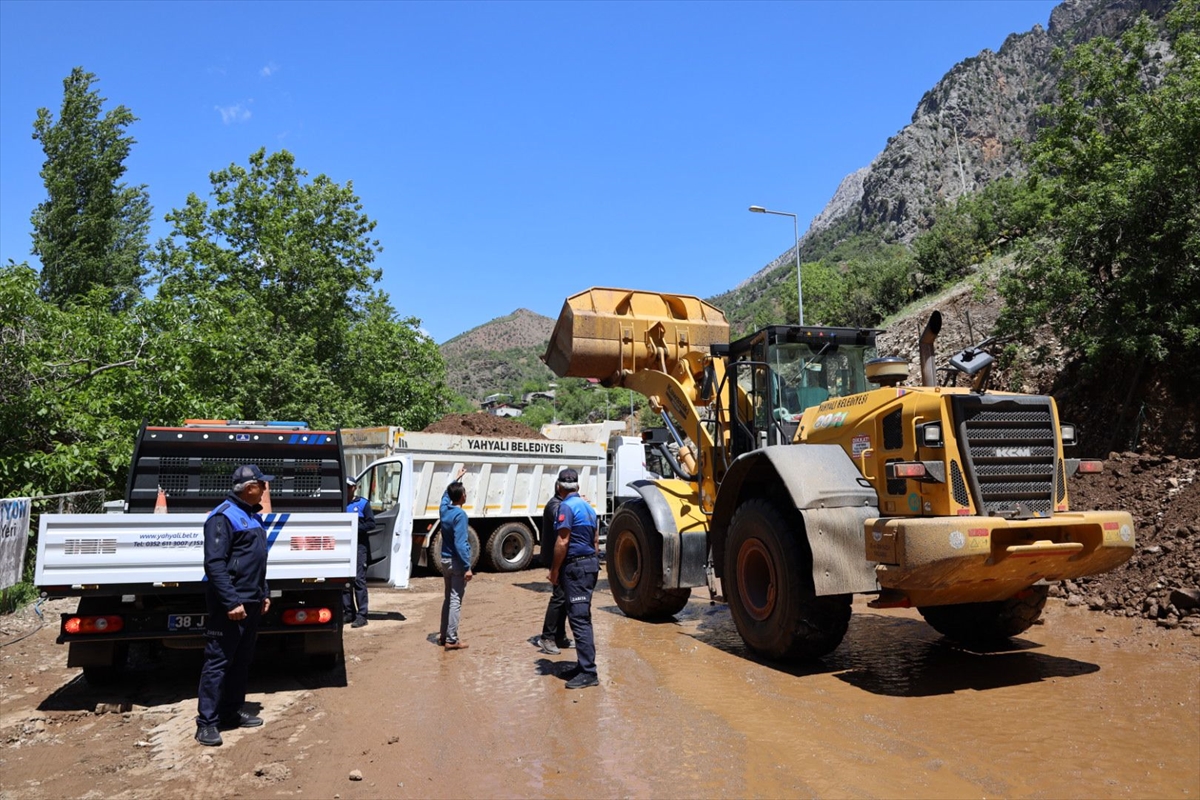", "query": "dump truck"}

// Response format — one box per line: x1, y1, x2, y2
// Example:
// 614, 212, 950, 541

343, 428, 610, 574
33, 420, 401, 681
544, 288, 1136, 660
